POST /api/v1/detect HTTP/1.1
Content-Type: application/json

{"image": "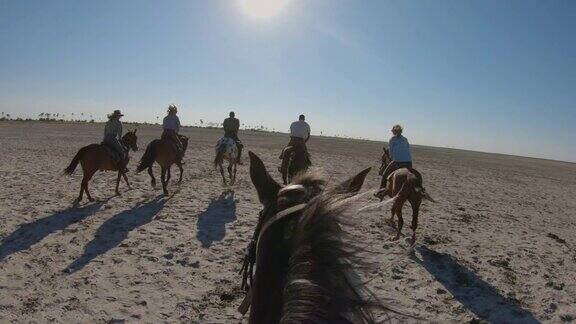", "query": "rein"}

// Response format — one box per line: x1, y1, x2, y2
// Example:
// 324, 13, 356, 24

255, 203, 307, 259
238, 199, 308, 316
